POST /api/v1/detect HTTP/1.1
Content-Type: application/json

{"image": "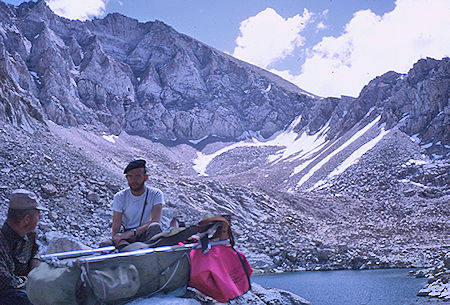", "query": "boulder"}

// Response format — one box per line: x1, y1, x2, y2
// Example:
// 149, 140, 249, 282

43, 234, 91, 254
